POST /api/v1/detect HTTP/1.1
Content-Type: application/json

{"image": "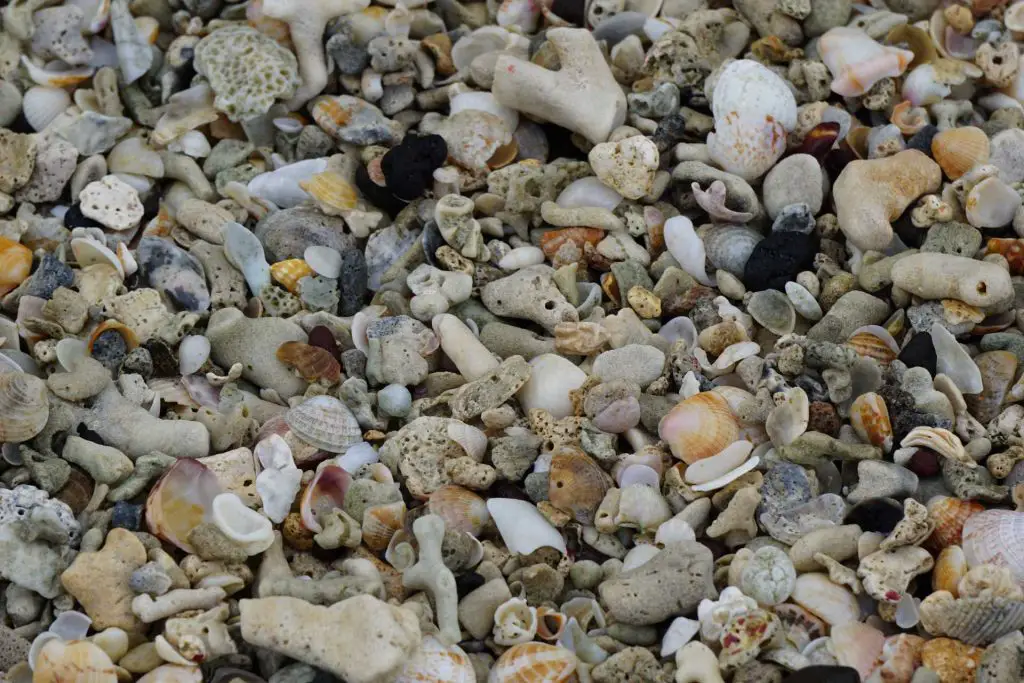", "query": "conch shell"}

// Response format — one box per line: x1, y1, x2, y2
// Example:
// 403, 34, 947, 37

819, 27, 914, 97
